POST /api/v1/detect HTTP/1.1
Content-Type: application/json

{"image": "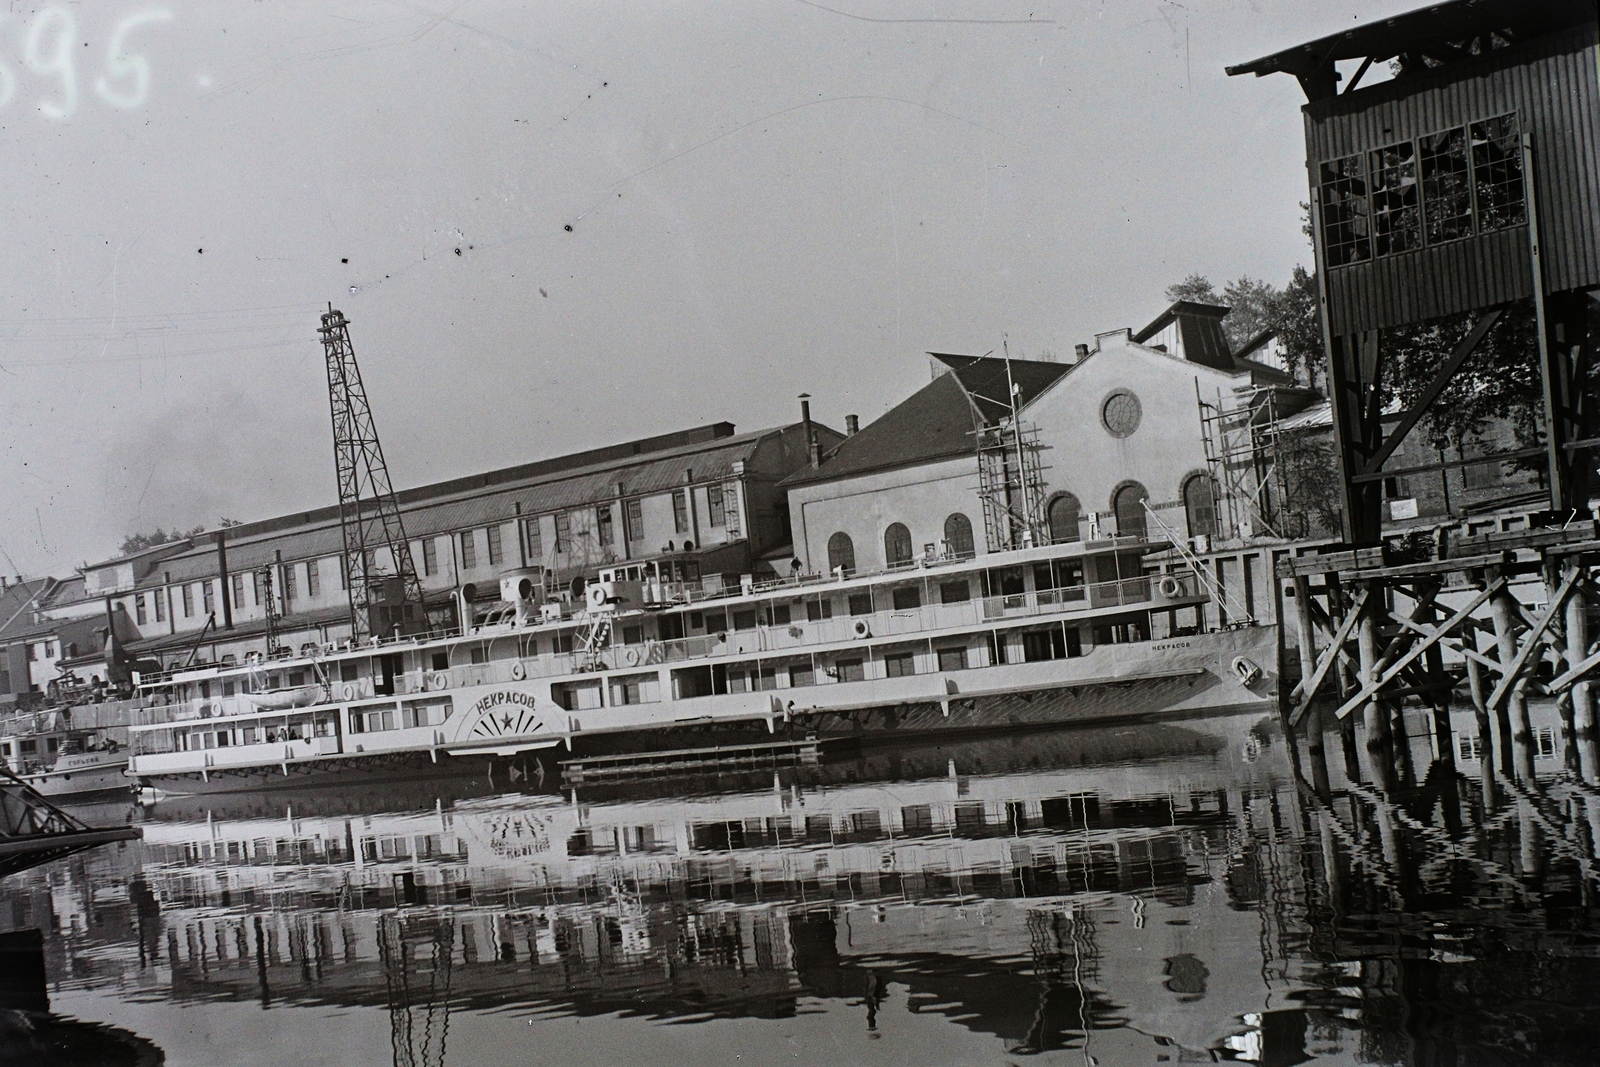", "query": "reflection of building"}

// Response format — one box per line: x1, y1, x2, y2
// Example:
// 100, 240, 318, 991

11, 705, 1600, 1065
